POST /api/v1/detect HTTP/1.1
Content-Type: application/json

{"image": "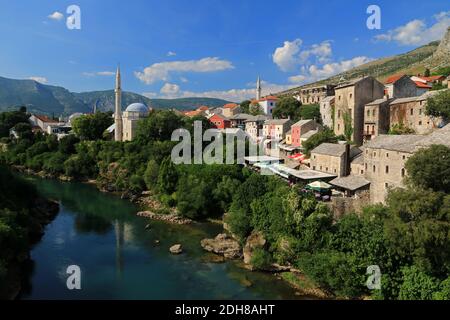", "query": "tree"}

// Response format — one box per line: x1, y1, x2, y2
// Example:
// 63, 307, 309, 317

71, 112, 113, 140
0, 110, 30, 137
425, 89, 450, 121
398, 266, 439, 300
240, 100, 251, 114
405, 144, 450, 193
157, 157, 178, 194
136, 110, 183, 144
299, 104, 321, 122
302, 128, 339, 156
176, 174, 209, 219
343, 111, 354, 142
13, 122, 33, 140
424, 68, 431, 77
272, 96, 301, 120
388, 123, 415, 135
59, 135, 80, 154
143, 159, 159, 190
